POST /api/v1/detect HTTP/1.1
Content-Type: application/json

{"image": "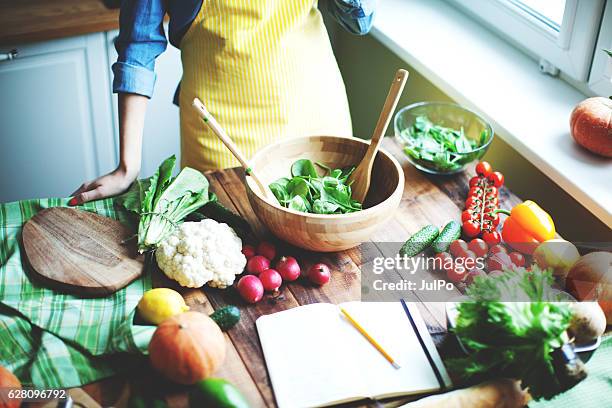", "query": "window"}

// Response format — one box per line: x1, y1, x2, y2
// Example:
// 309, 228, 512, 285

589, 0, 612, 96
446, 0, 604, 83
